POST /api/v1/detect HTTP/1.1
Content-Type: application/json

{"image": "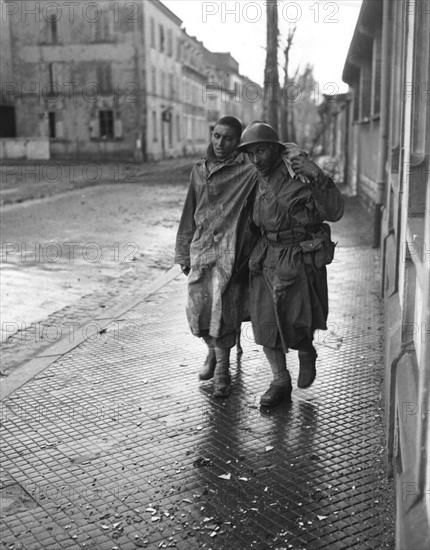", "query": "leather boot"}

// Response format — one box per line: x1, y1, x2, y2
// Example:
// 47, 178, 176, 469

213, 347, 231, 398
198, 347, 216, 380
260, 381, 292, 407
298, 347, 317, 388
261, 347, 292, 407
